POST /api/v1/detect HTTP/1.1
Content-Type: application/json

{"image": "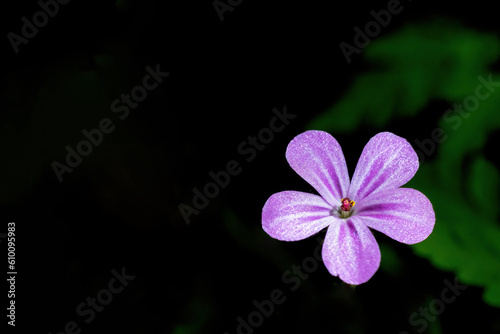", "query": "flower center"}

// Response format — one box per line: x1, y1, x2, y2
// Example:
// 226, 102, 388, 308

338, 197, 356, 219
